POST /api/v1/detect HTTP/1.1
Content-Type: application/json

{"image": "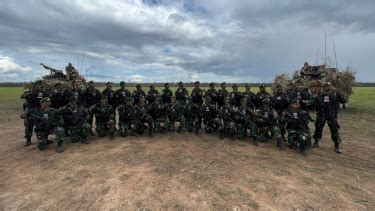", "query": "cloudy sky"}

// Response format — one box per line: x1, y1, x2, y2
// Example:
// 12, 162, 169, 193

0, 0, 374, 83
